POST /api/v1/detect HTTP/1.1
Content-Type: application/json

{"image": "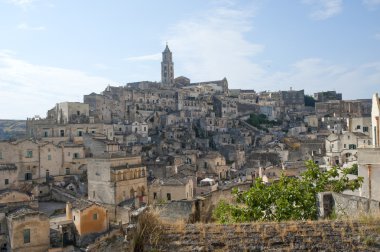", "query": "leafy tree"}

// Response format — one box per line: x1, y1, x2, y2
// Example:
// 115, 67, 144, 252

213, 161, 363, 223
246, 113, 281, 132
304, 95, 316, 107
345, 164, 358, 175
